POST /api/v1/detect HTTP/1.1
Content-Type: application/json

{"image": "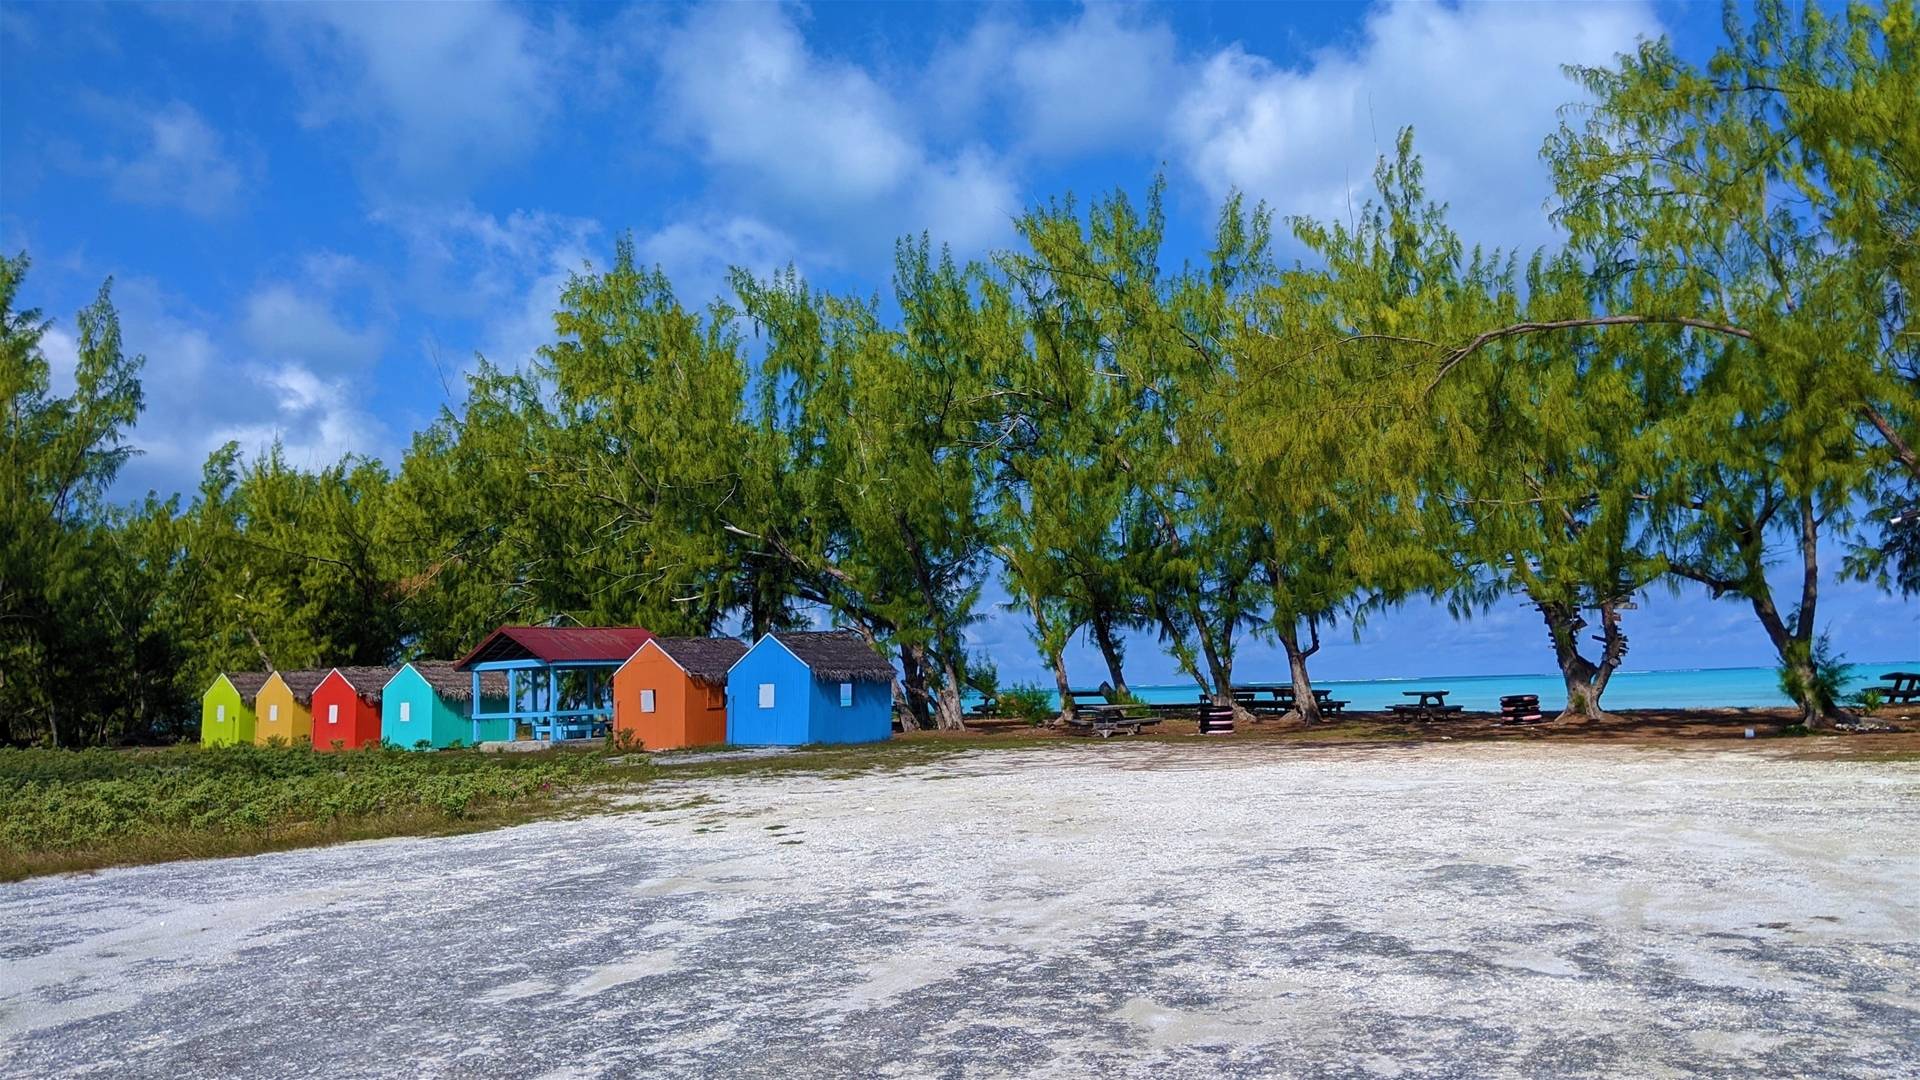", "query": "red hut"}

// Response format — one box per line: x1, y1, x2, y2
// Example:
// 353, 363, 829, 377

612, 637, 748, 751
311, 666, 394, 751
